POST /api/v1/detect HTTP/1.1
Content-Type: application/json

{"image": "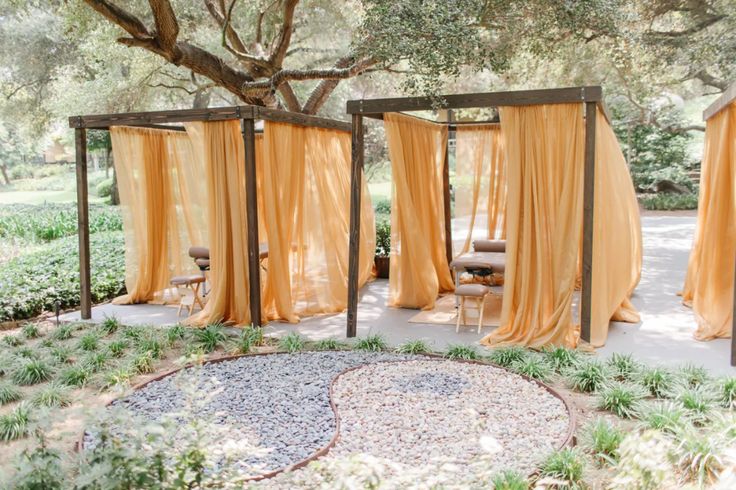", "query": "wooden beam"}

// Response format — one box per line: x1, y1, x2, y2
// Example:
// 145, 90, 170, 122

75, 128, 92, 320
580, 102, 597, 343
255, 107, 351, 132
347, 86, 603, 115
704, 81, 736, 121
346, 114, 364, 338
242, 118, 262, 328
442, 110, 454, 270
69, 106, 257, 129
